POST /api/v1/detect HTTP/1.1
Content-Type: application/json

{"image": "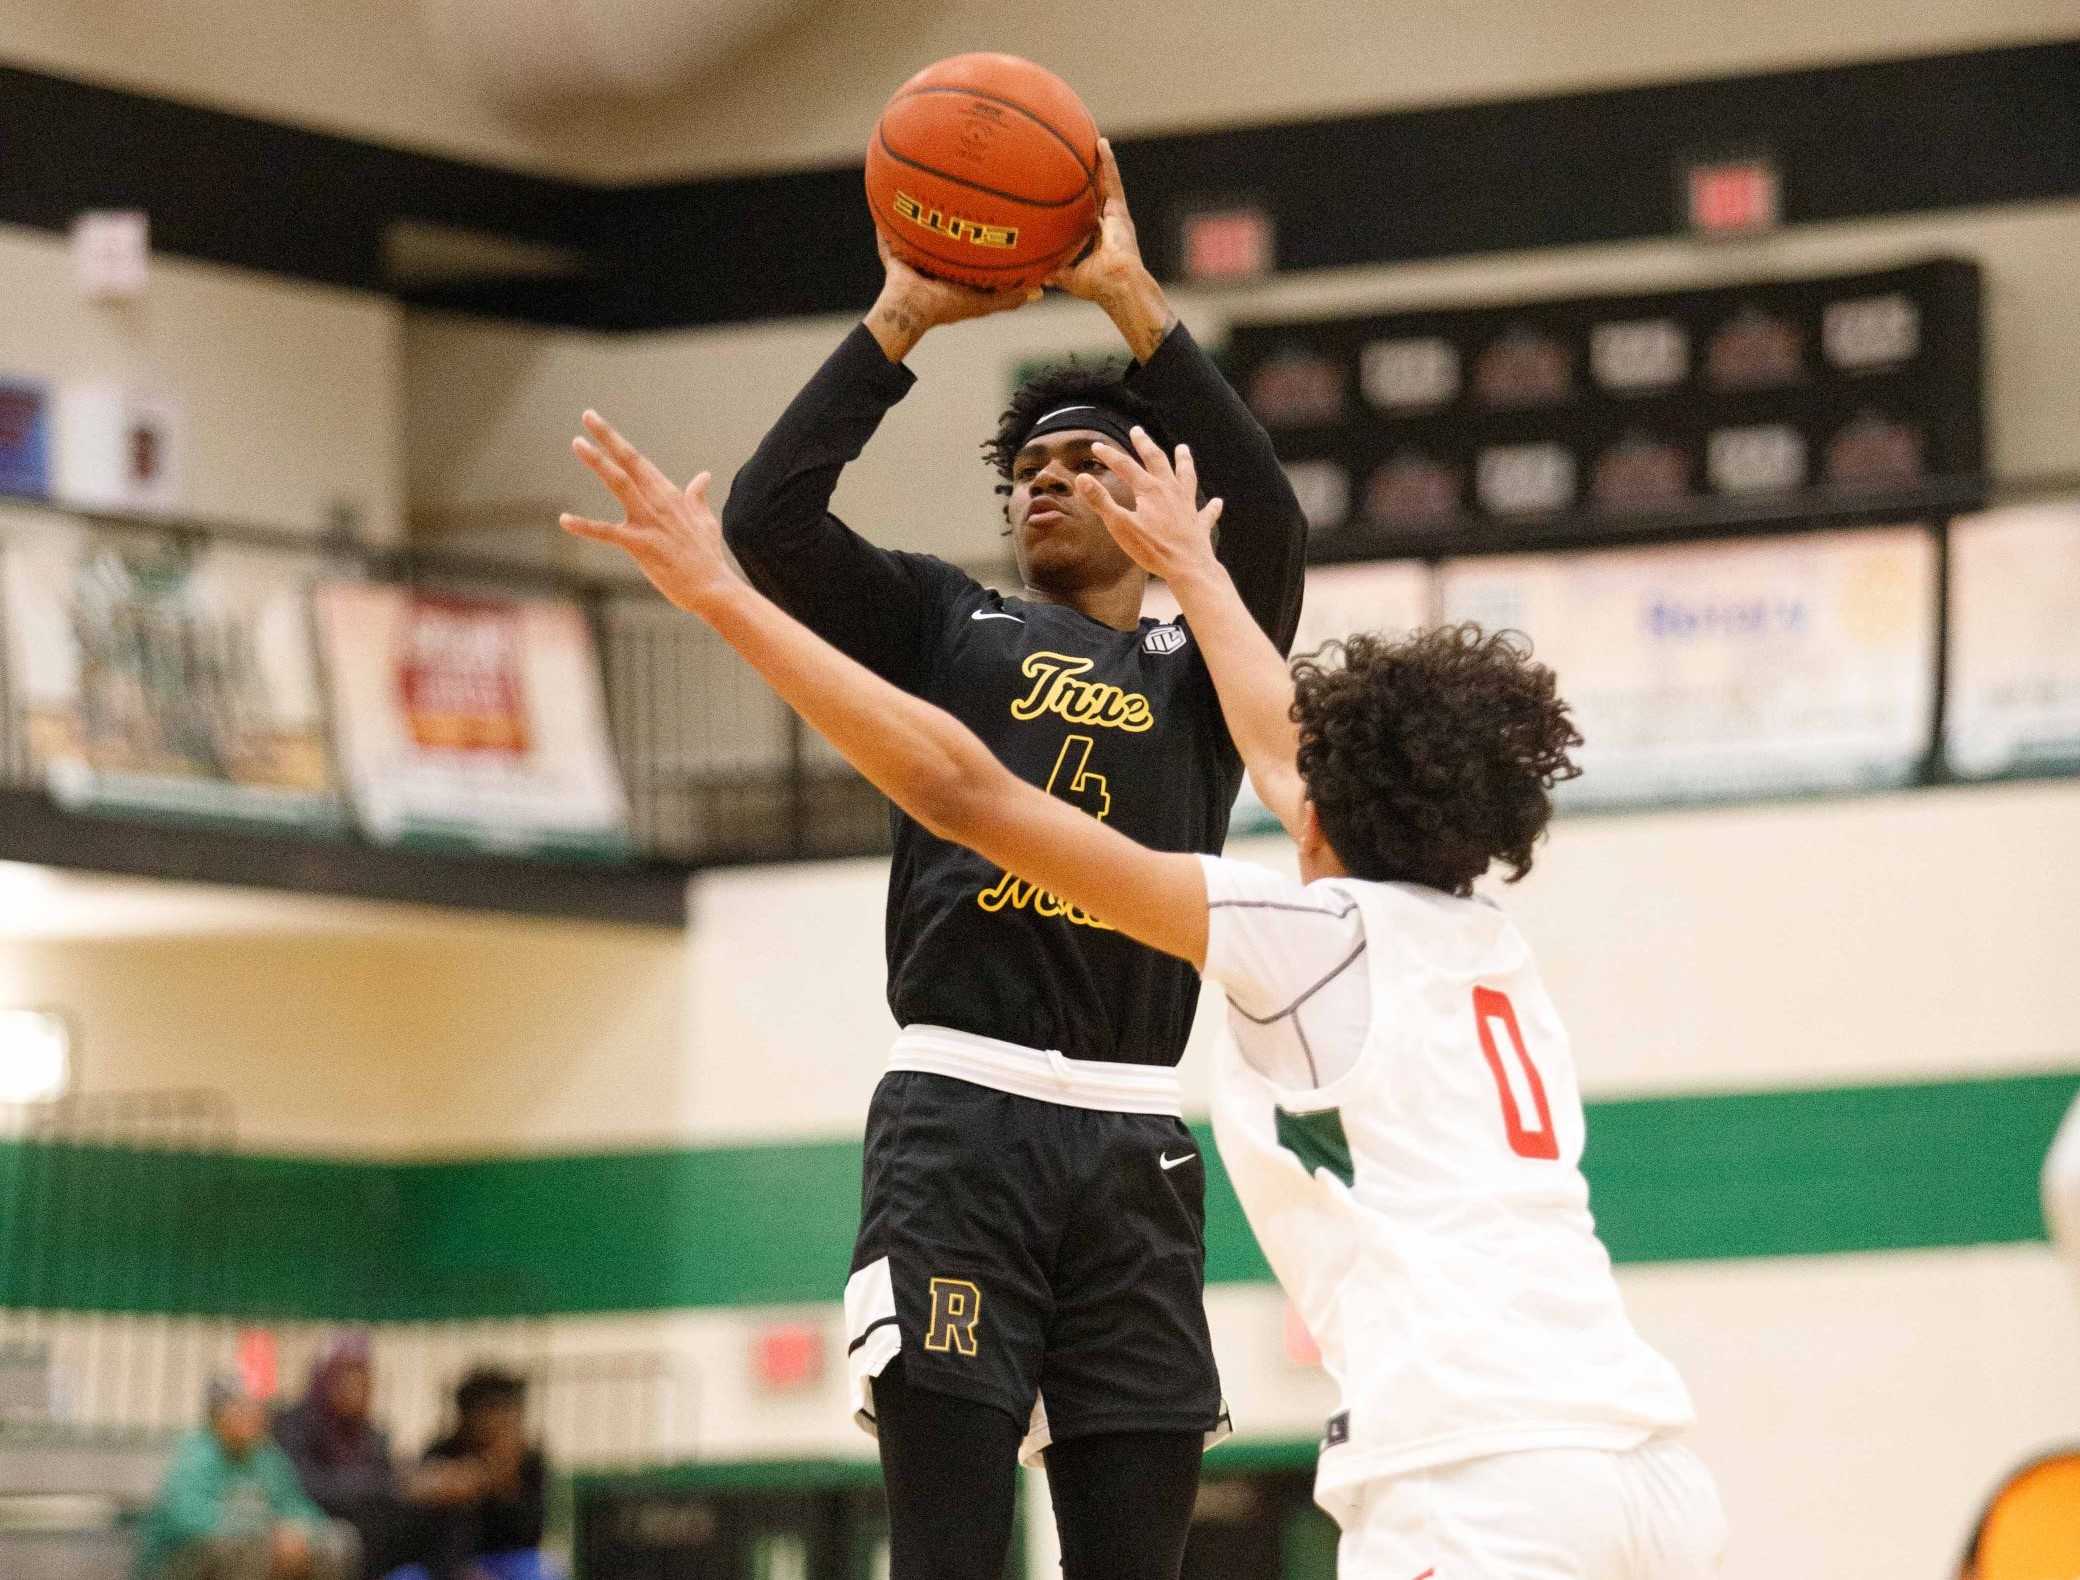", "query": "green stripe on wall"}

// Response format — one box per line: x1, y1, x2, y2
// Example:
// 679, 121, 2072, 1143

2, 1072, 2073, 1321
